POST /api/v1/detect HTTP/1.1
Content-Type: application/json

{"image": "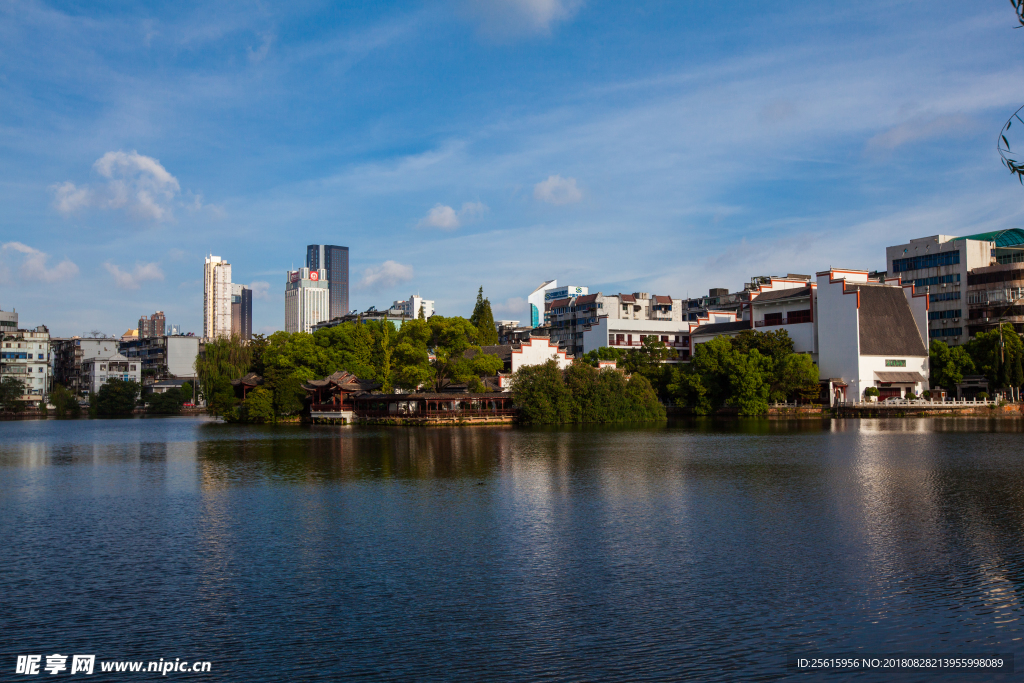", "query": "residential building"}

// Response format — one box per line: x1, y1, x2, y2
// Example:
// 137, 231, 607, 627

1, 326, 51, 405
204, 254, 233, 341
119, 335, 200, 380
392, 294, 434, 320
527, 280, 558, 328
138, 311, 166, 338
231, 284, 252, 341
964, 262, 1024, 337
306, 244, 350, 320
285, 267, 329, 333
686, 312, 749, 355
884, 234, 992, 345
311, 305, 413, 332
81, 353, 141, 394
747, 275, 818, 360
684, 287, 748, 321
816, 268, 929, 403
550, 291, 685, 357
52, 337, 121, 396
0, 308, 17, 333
541, 285, 588, 325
